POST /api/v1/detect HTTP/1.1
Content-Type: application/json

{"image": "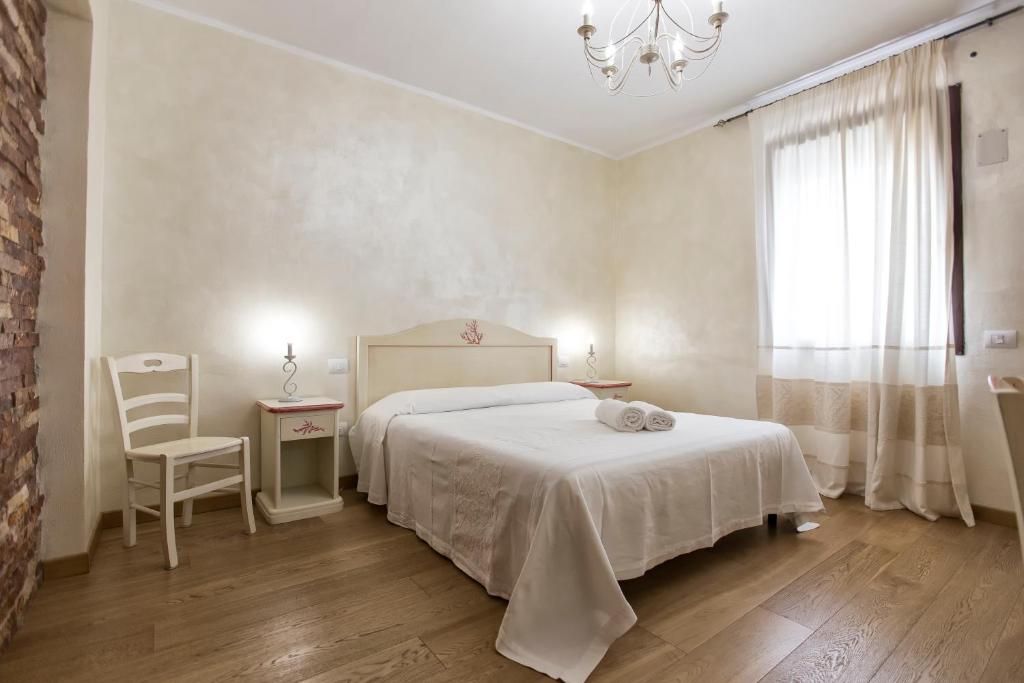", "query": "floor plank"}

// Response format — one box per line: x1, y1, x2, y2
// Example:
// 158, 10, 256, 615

870, 527, 1024, 682
418, 600, 507, 667
298, 637, 445, 683
145, 580, 490, 682
761, 528, 993, 683
762, 540, 895, 630
649, 607, 810, 682
589, 627, 684, 683
980, 587, 1024, 682
852, 504, 931, 554
637, 505, 873, 652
